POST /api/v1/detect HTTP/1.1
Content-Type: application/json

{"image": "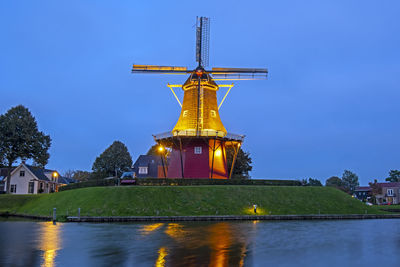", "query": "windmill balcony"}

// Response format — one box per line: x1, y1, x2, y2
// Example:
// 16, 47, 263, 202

153, 130, 244, 142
